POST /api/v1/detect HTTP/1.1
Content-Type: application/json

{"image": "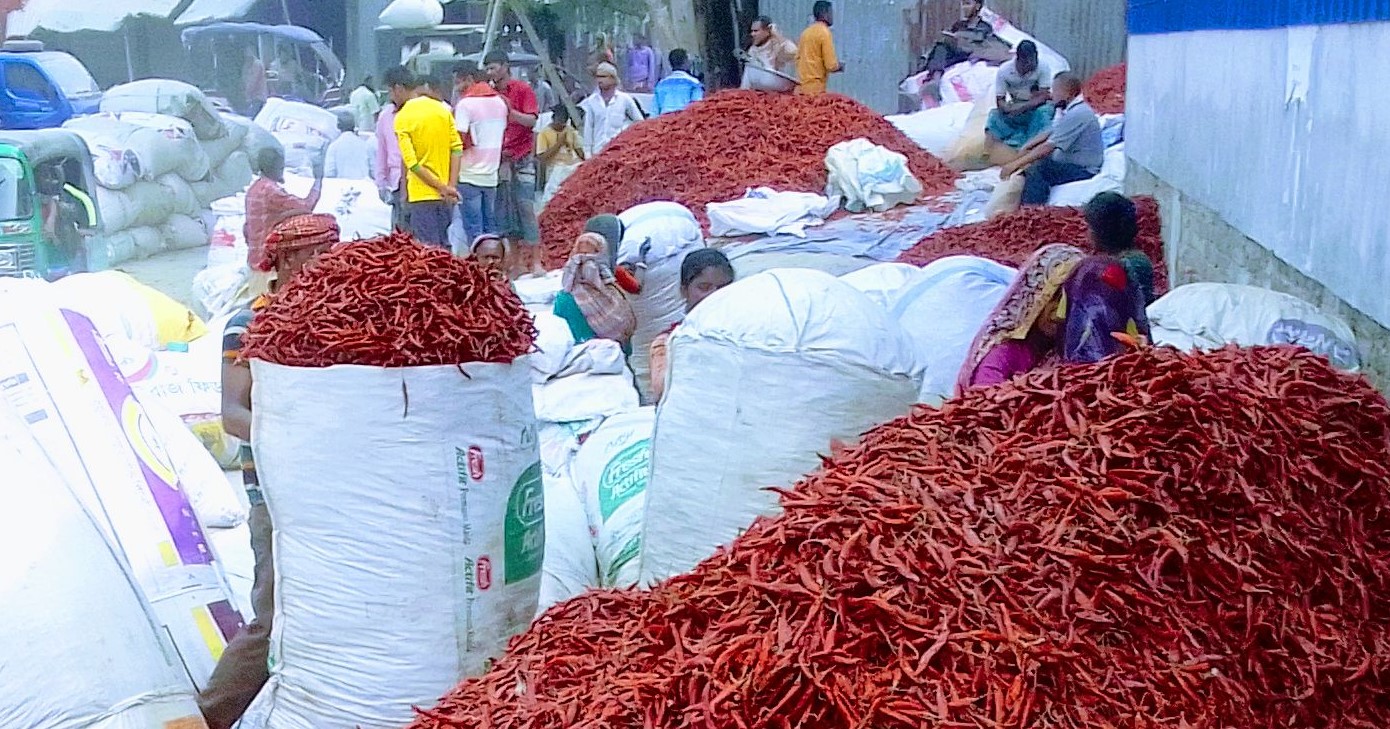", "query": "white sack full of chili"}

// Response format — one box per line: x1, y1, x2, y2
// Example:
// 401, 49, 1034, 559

640, 269, 924, 584
238, 235, 543, 729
